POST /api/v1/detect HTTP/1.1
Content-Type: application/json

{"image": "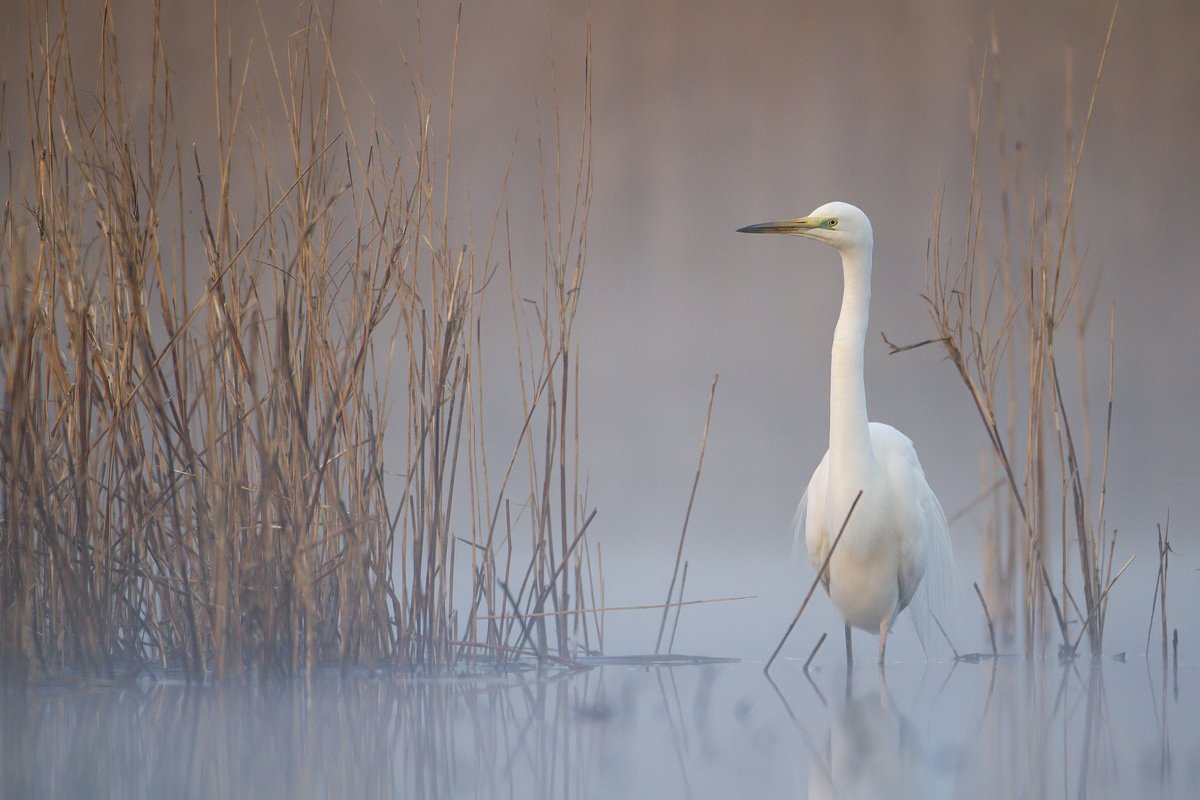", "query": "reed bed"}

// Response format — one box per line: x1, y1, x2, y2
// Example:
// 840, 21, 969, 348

909, 11, 1128, 657
0, 2, 599, 679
